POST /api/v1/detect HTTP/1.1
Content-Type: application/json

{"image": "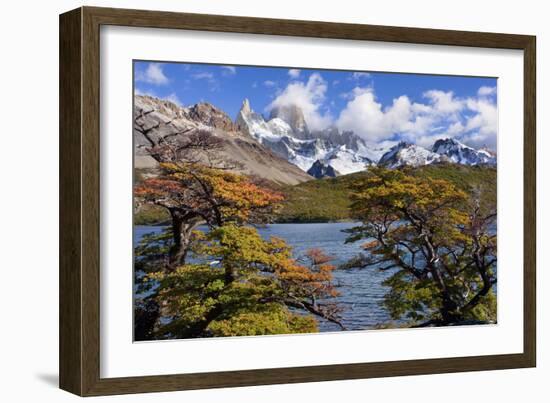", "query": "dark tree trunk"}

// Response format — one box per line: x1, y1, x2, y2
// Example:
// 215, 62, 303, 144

167, 209, 203, 271
134, 298, 160, 341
